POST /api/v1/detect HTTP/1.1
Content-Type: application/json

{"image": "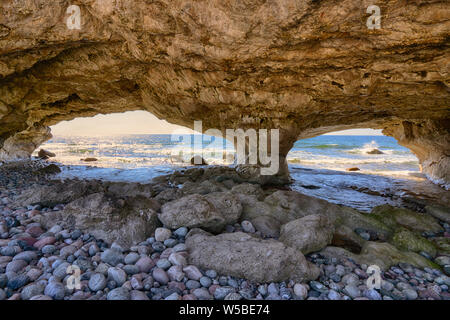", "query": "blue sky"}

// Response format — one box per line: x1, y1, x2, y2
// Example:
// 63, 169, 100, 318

51, 111, 383, 136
